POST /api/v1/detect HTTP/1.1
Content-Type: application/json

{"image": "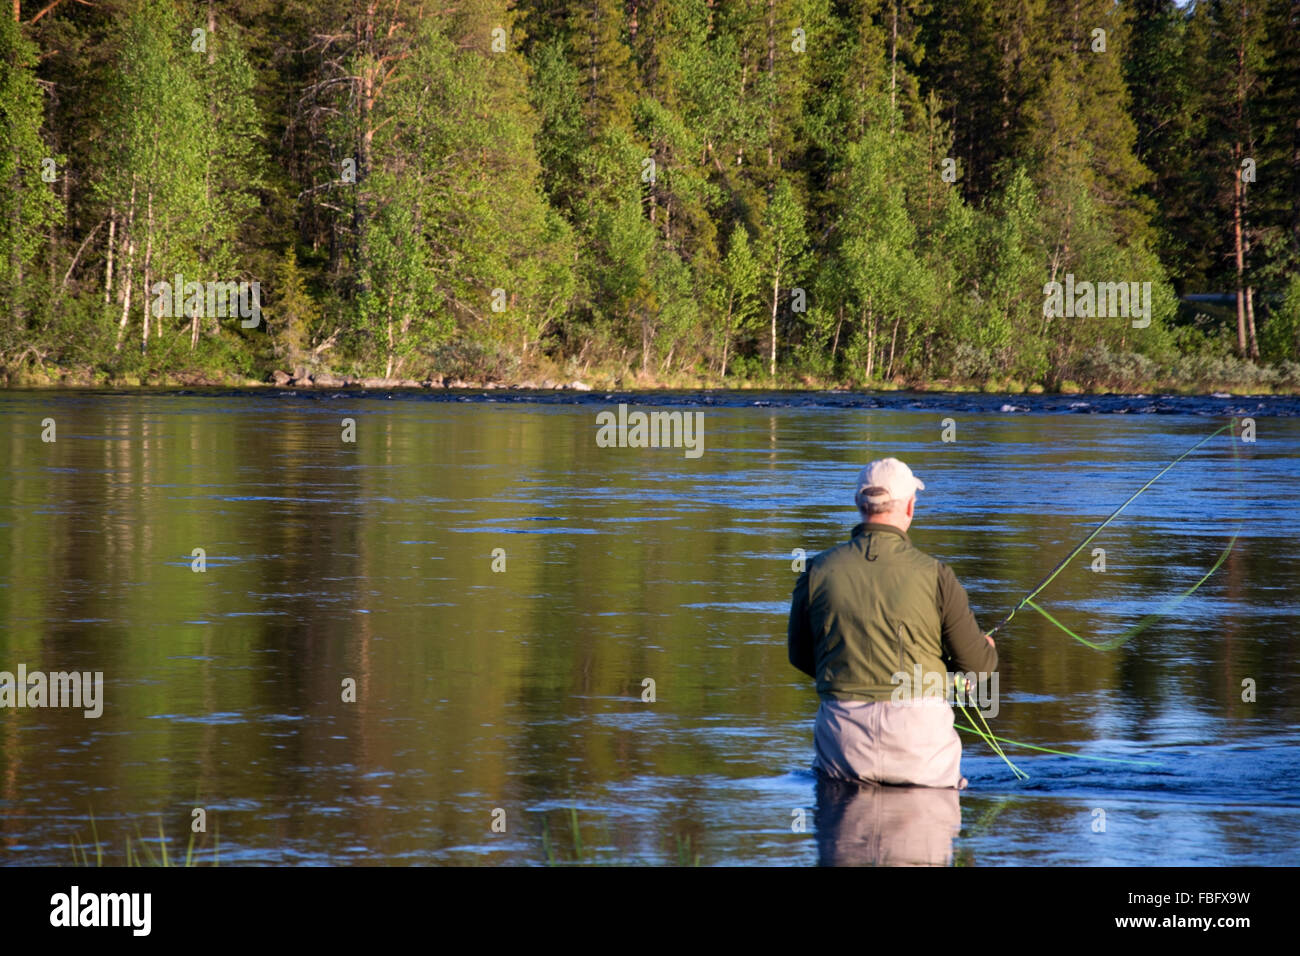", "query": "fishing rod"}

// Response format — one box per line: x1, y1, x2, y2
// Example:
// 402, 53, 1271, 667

985, 418, 1241, 646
